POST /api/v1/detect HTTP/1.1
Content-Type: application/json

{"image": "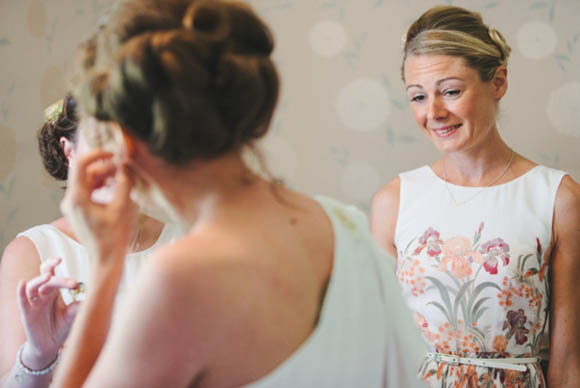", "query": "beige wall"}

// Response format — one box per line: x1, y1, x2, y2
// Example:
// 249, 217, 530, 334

1, 0, 579, 251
